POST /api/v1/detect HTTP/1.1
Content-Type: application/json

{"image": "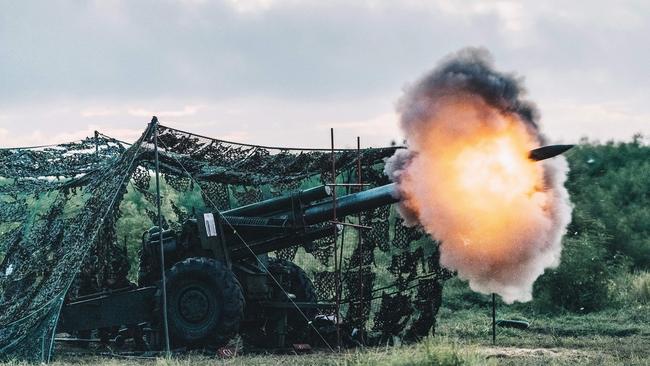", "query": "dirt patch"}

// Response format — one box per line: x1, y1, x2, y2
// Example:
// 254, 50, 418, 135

482, 346, 589, 359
